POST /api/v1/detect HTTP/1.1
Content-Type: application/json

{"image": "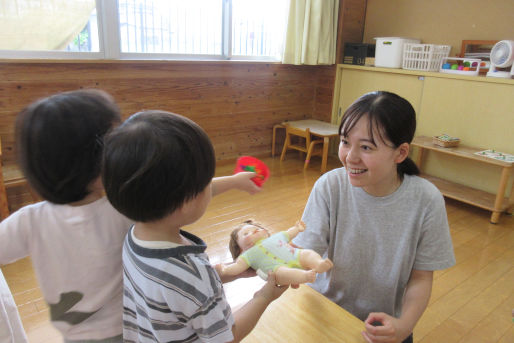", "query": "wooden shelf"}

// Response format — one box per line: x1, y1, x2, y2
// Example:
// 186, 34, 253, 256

412, 136, 512, 167
420, 173, 510, 212
412, 136, 514, 224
